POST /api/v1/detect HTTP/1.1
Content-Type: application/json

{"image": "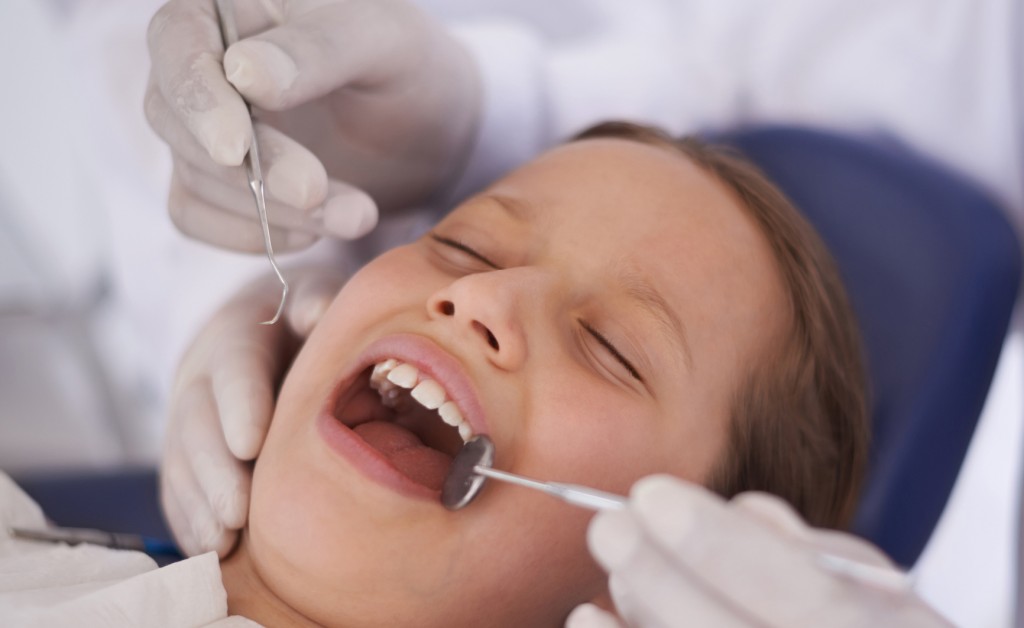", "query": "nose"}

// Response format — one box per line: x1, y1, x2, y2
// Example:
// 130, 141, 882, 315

427, 269, 550, 371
